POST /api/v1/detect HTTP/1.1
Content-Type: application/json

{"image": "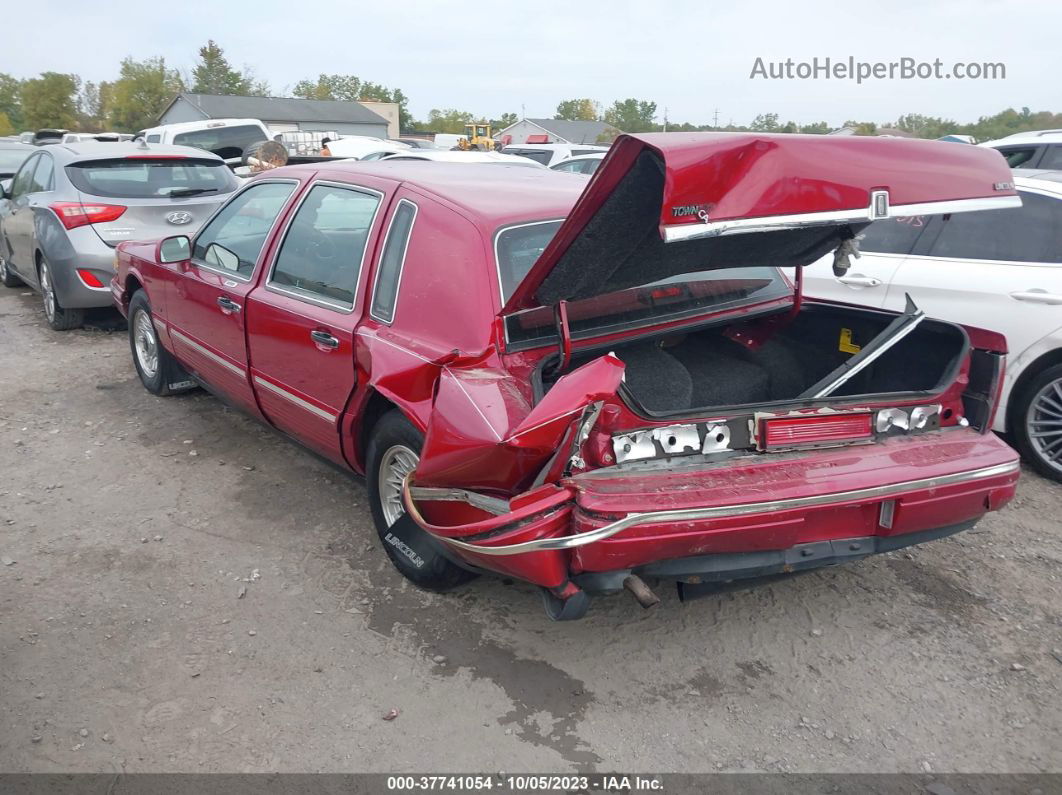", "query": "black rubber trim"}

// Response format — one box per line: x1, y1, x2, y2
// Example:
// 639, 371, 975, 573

572, 519, 980, 593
